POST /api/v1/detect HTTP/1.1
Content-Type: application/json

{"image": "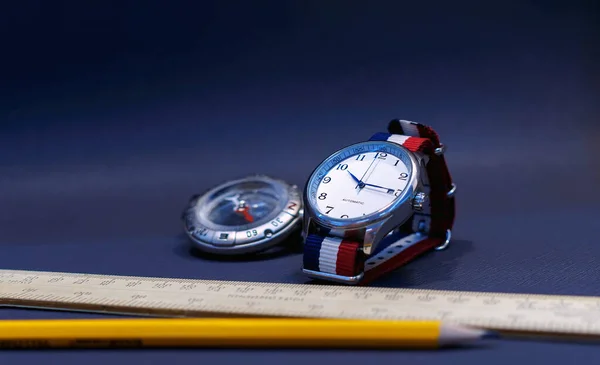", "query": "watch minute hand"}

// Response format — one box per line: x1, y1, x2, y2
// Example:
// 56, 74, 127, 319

363, 182, 395, 194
